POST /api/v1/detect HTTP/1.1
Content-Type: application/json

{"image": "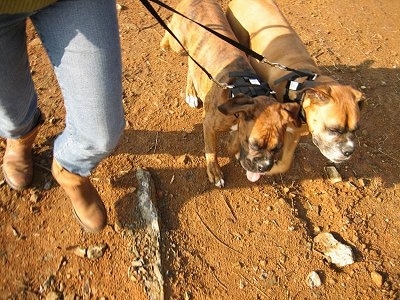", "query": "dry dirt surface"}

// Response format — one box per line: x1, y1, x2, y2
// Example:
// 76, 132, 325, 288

1, 0, 400, 299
